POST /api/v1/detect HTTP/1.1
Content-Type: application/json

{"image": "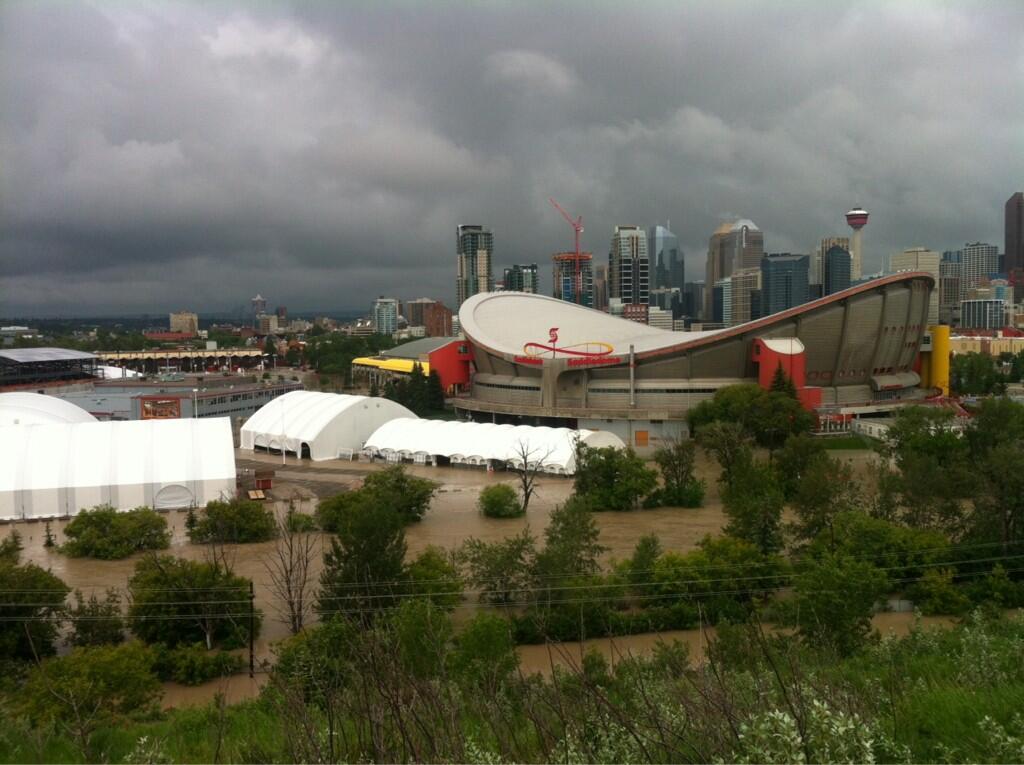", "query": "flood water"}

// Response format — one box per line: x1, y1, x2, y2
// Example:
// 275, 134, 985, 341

2, 447, 897, 708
